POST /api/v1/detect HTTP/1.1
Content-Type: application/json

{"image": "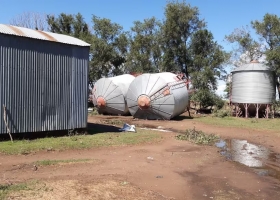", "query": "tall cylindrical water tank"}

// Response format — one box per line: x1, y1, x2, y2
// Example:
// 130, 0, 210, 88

126, 72, 189, 120
92, 74, 135, 115
231, 60, 276, 104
